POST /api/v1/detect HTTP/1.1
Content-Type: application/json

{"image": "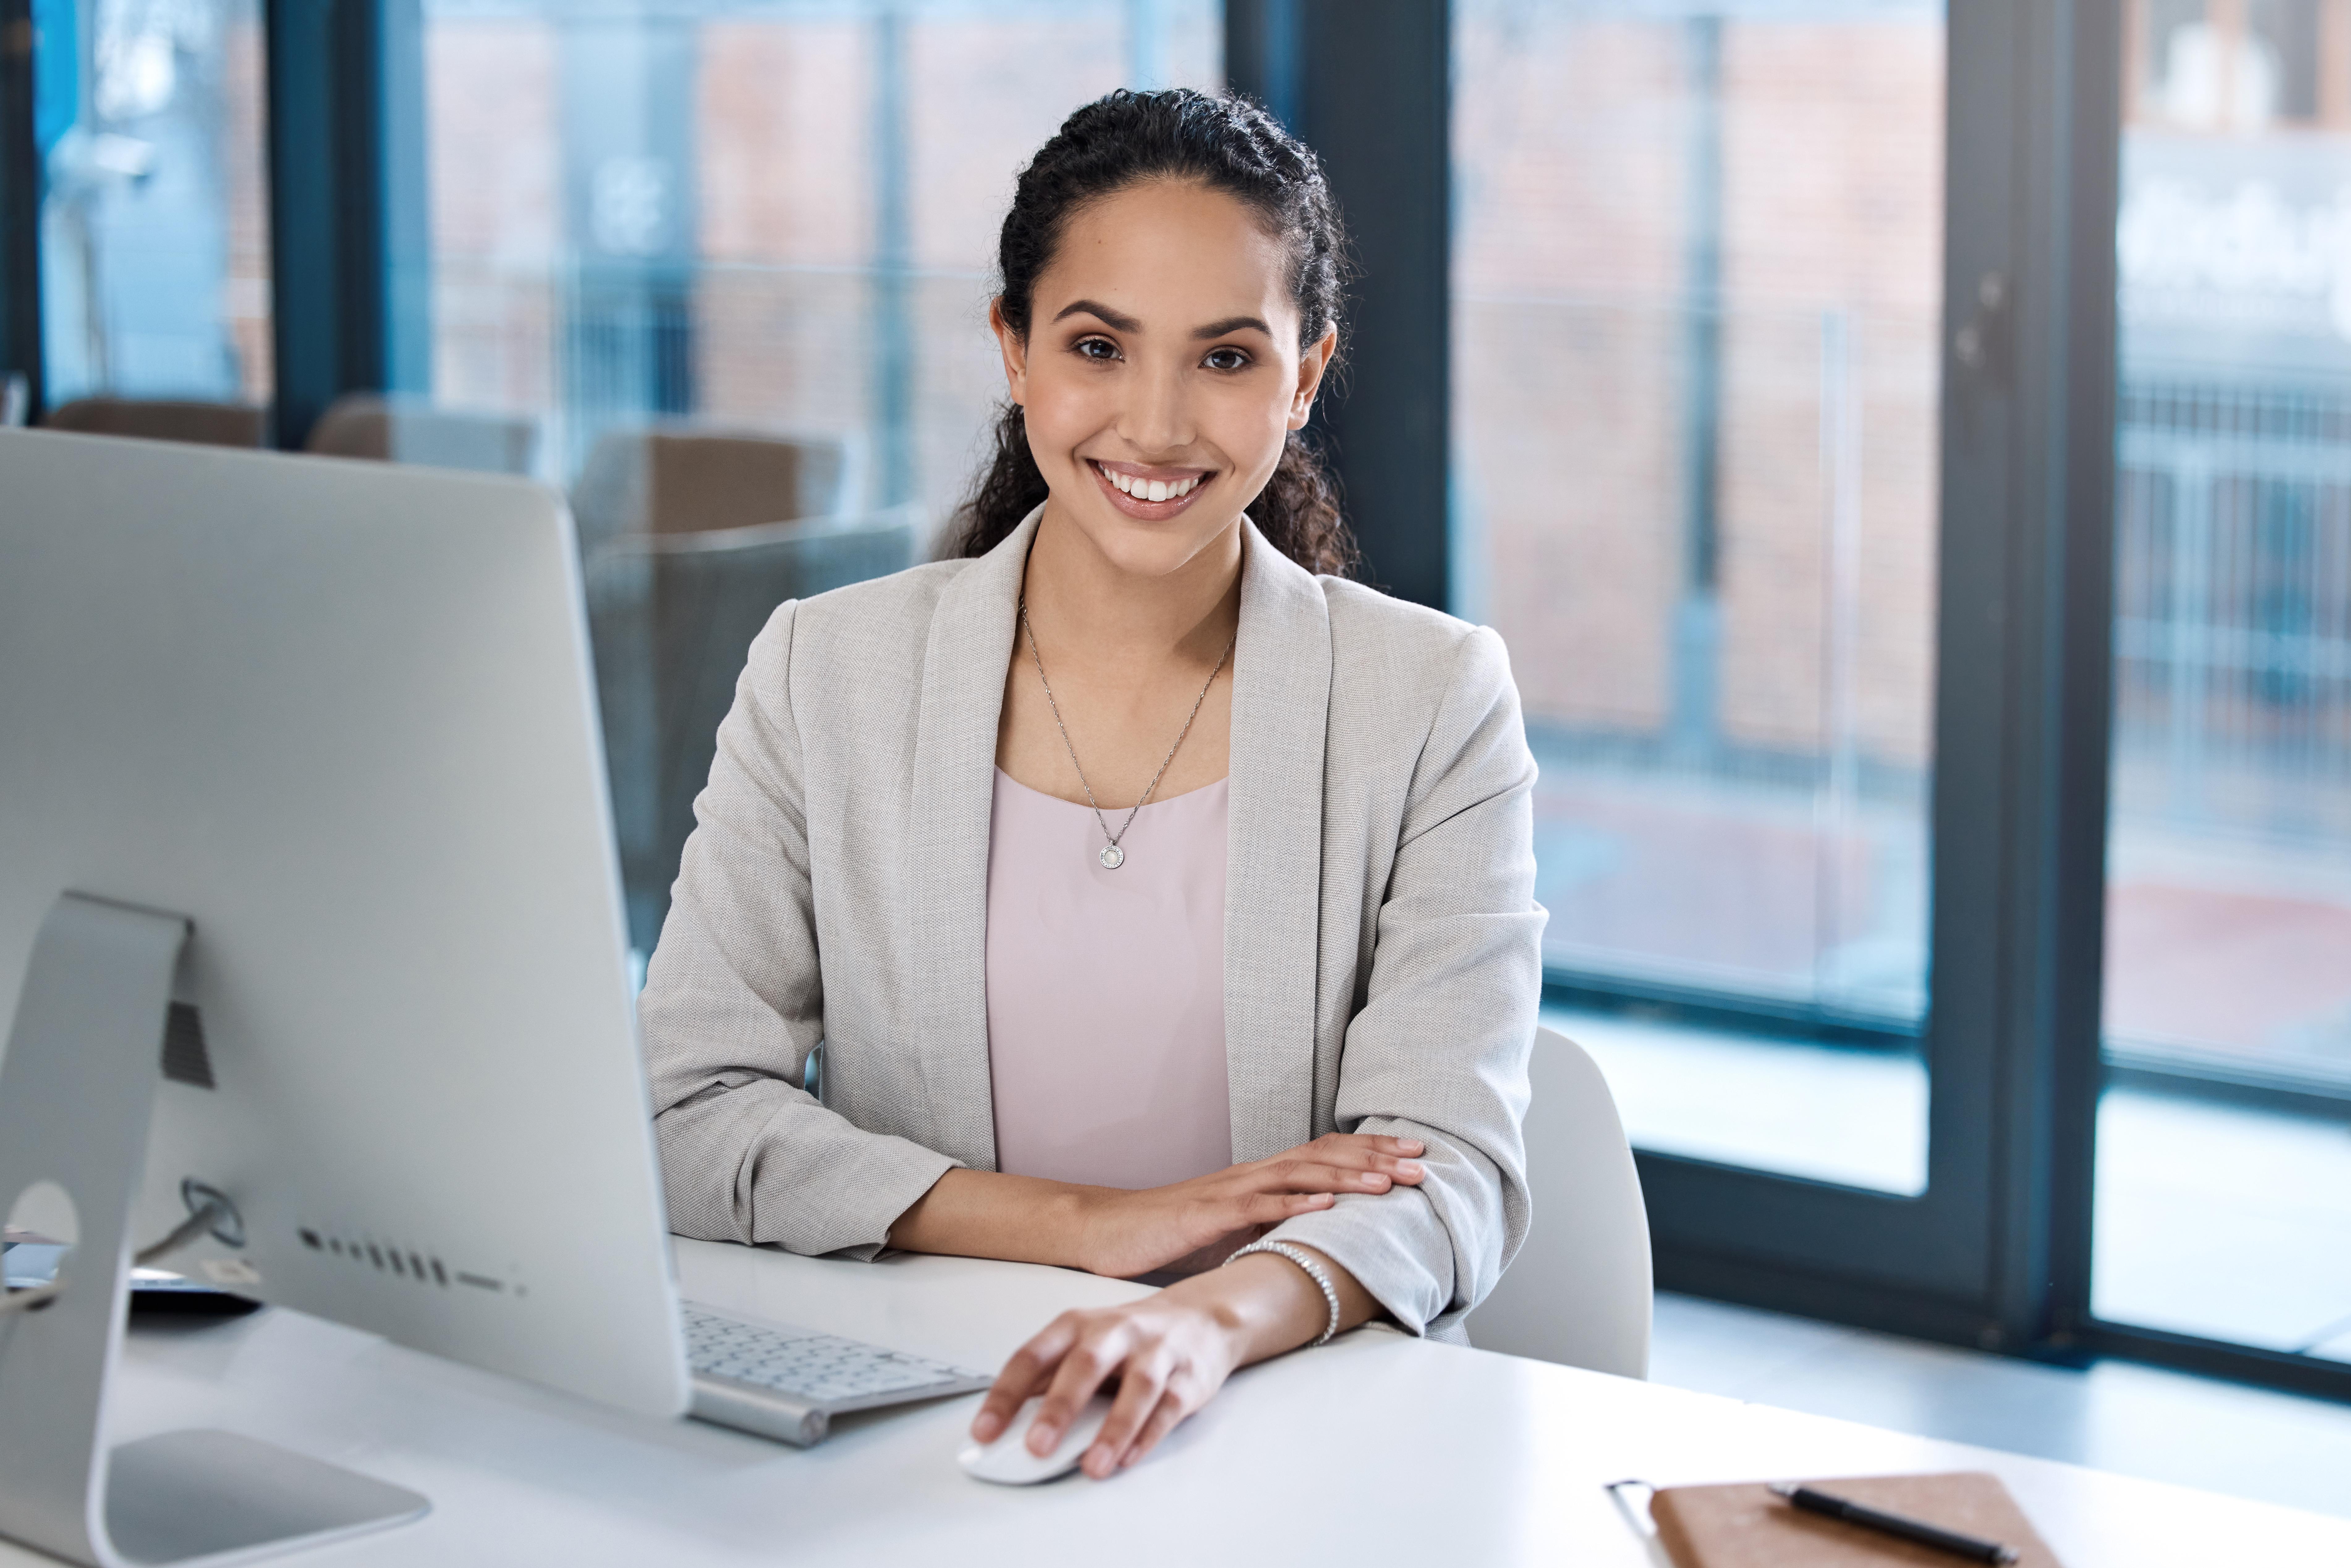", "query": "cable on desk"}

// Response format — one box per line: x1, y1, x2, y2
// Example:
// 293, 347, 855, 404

0, 1195, 232, 1318
0, 1279, 62, 1317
